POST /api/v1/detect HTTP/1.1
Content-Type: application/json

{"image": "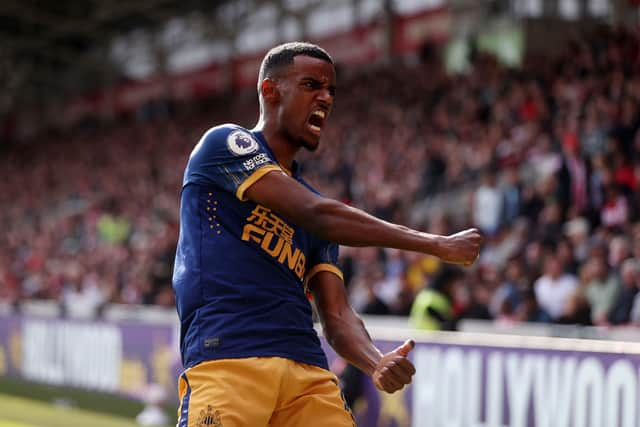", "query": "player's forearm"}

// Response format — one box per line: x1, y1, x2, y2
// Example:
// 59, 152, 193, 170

321, 308, 383, 377
246, 174, 480, 263
305, 199, 444, 255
